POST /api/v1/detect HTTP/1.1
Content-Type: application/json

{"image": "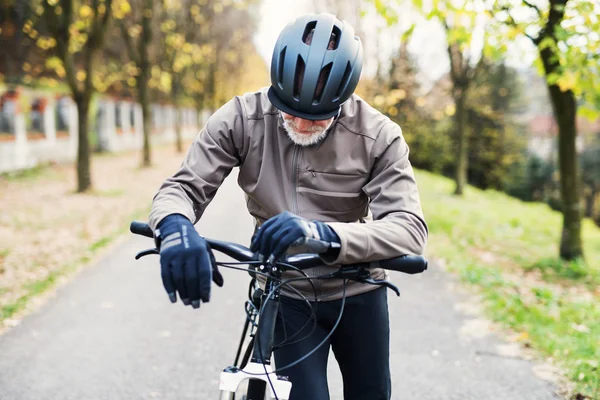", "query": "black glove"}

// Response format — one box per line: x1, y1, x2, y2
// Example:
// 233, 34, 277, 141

250, 211, 340, 262
155, 214, 223, 308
